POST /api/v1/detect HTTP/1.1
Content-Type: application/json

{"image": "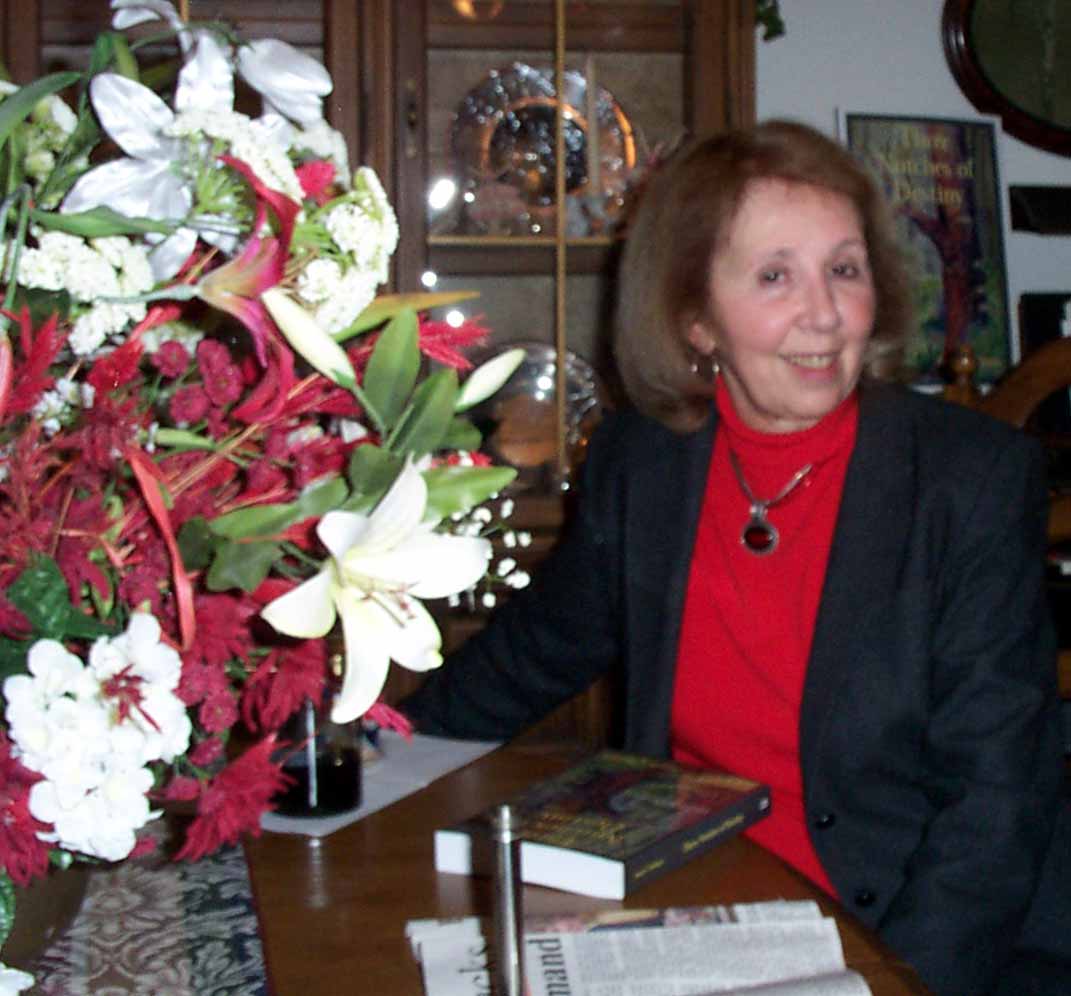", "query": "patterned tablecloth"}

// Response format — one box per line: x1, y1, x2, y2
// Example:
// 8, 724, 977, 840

27, 843, 266, 996
21, 735, 500, 995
